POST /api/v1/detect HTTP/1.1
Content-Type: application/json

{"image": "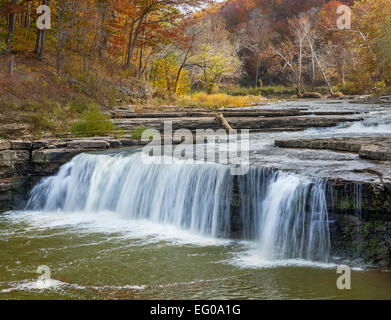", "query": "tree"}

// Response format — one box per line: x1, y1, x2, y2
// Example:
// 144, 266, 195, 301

150, 52, 190, 95
240, 8, 273, 87
188, 14, 242, 93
